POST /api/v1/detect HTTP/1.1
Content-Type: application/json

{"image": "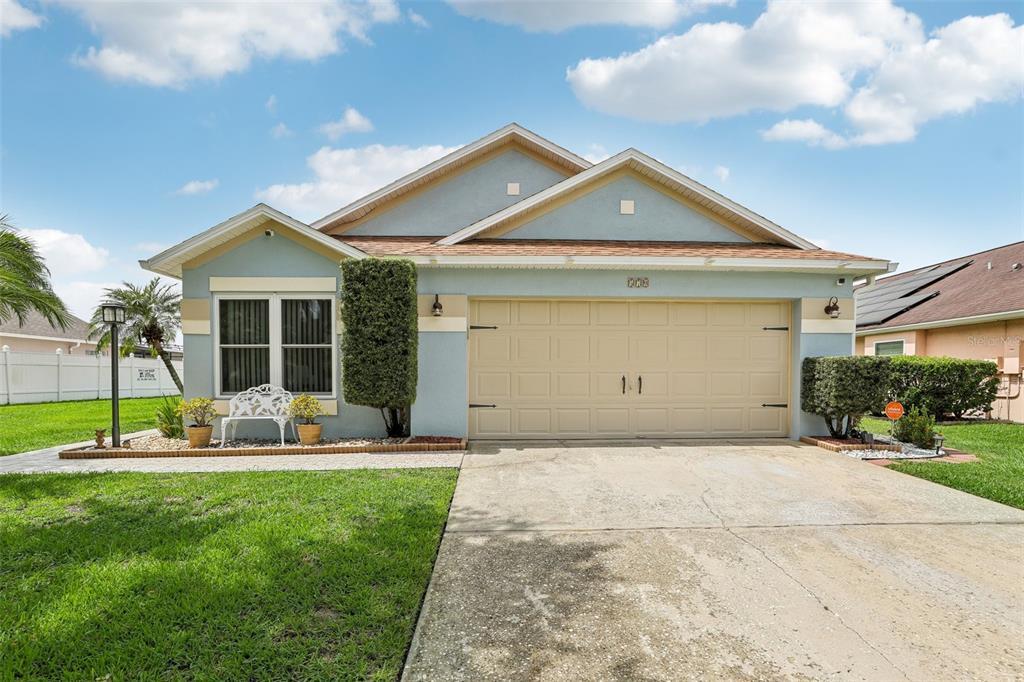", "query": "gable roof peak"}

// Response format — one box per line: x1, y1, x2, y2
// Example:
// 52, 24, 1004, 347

439, 148, 818, 250
313, 123, 592, 234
